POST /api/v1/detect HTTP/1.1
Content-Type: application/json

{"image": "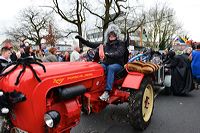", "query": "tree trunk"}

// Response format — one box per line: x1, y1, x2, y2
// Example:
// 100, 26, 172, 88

77, 24, 83, 51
